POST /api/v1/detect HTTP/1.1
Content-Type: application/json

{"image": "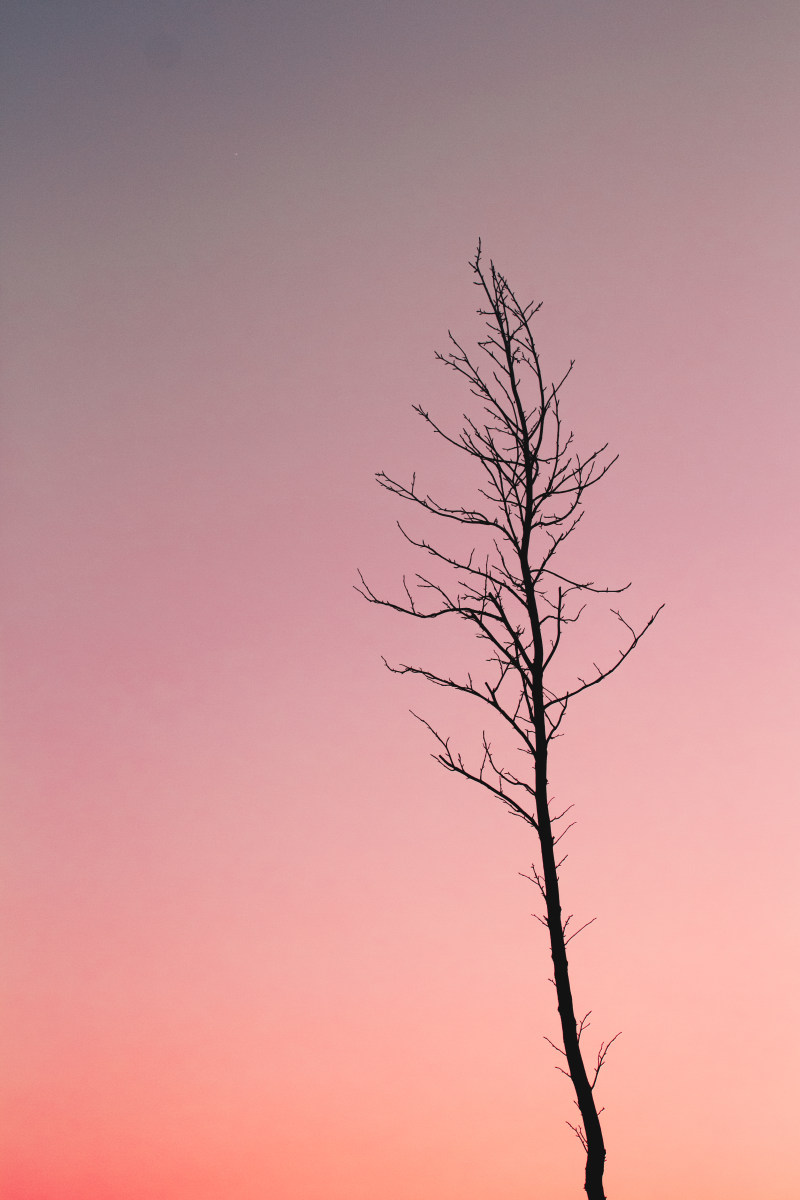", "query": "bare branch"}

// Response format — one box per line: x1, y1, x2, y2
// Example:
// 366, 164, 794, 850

591, 1033, 622, 1090
564, 916, 597, 947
